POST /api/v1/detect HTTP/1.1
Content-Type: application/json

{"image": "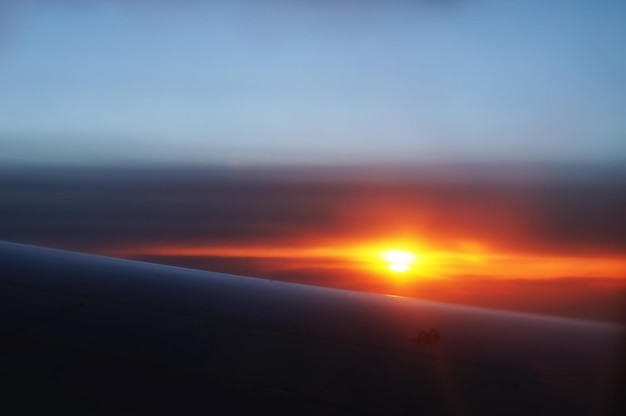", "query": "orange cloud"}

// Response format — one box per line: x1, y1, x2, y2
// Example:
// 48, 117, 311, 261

114, 239, 626, 281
